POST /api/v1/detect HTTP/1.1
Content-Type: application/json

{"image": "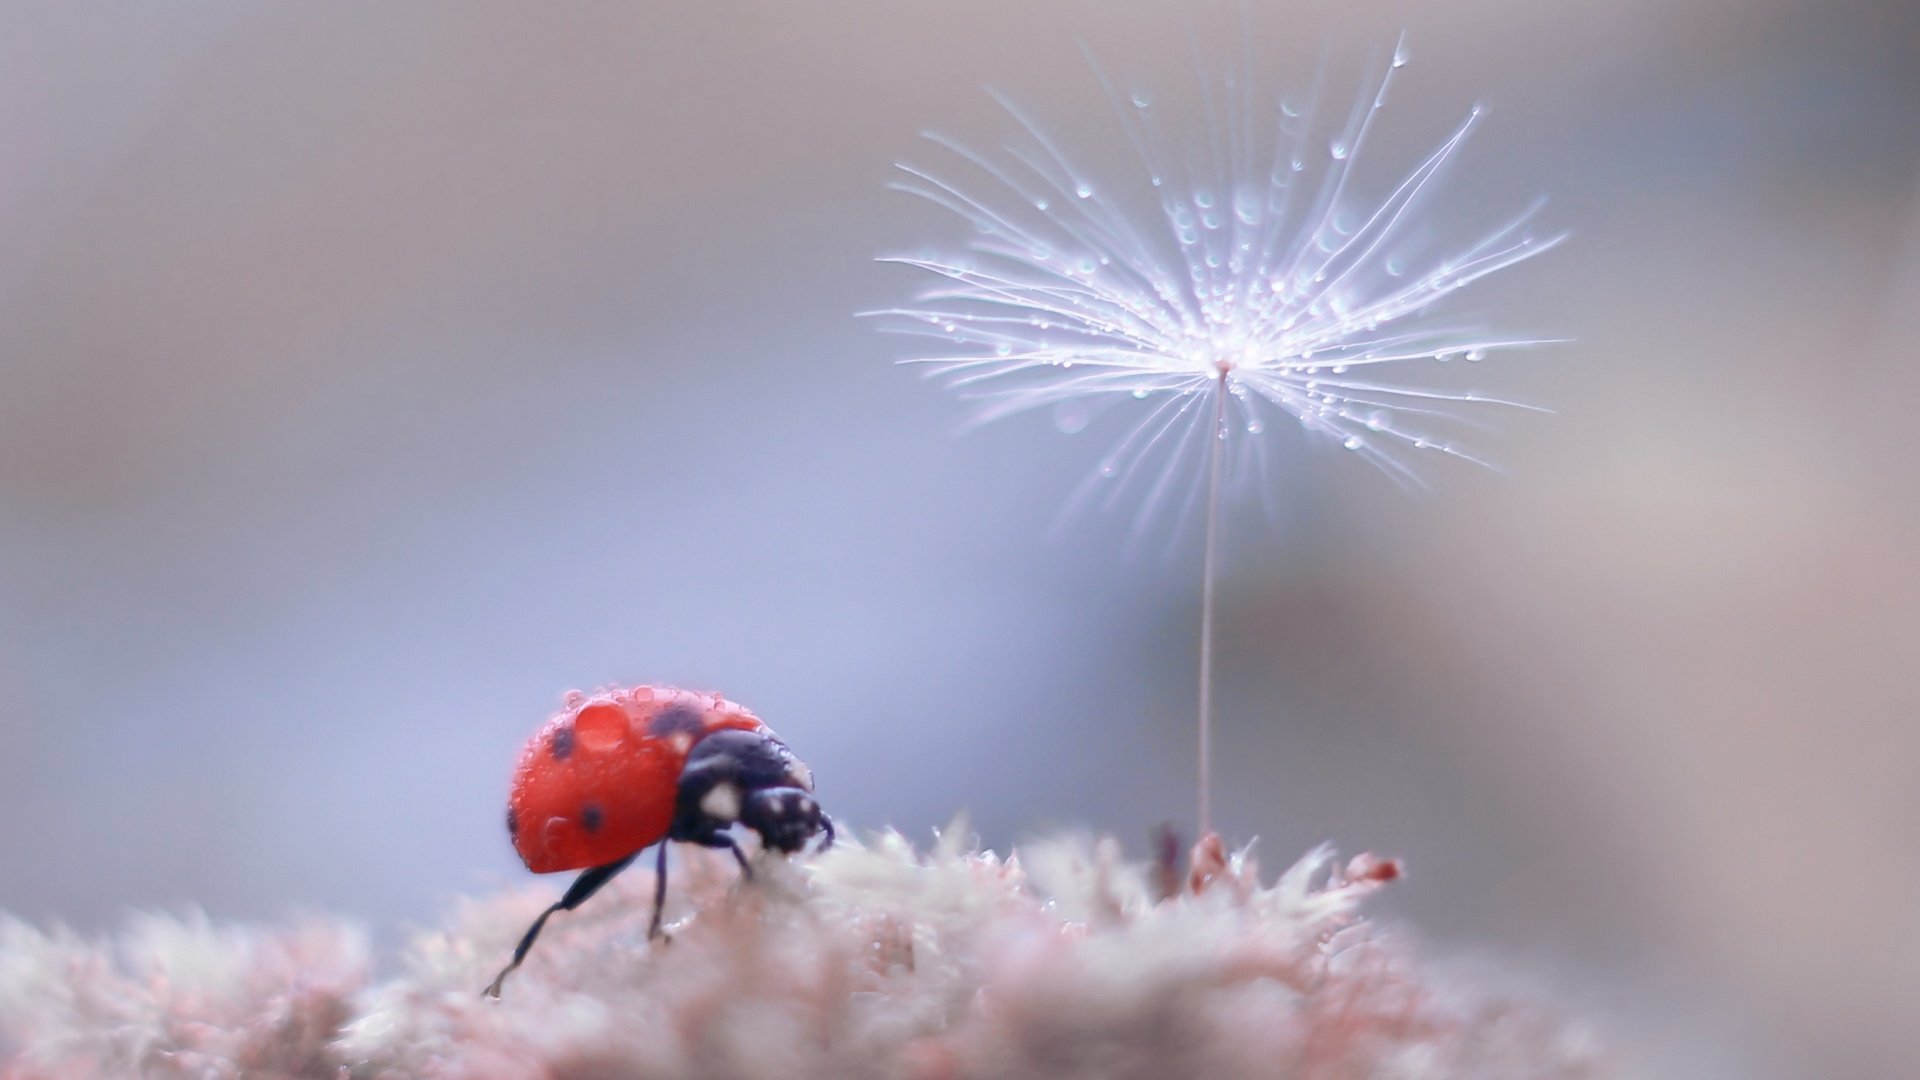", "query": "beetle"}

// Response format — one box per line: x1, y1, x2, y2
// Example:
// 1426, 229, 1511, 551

484, 685, 832, 997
